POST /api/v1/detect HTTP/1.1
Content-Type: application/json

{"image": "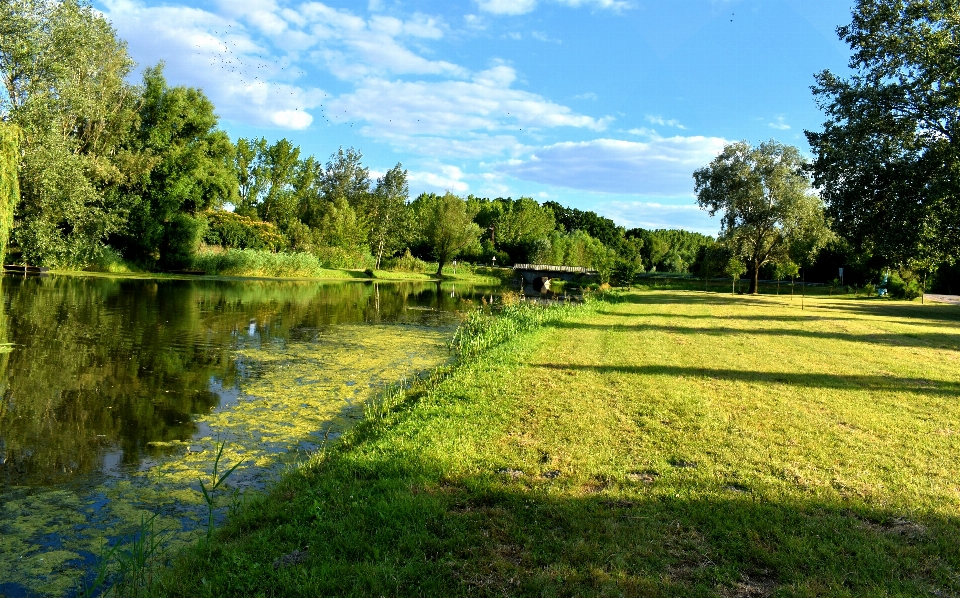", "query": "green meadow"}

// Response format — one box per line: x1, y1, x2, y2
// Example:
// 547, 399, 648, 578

149, 290, 960, 597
